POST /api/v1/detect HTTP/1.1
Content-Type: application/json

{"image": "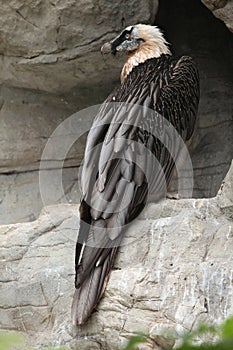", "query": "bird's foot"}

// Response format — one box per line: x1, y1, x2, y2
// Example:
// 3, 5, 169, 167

166, 193, 180, 200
